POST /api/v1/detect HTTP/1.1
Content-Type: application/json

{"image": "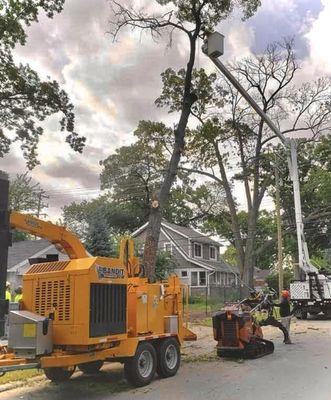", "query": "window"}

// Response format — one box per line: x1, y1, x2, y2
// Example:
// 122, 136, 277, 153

209, 246, 217, 260
199, 271, 206, 286
181, 270, 188, 278
191, 271, 207, 287
191, 271, 198, 286
164, 242, 172, 254
194, 243, 202, 258
137, 242, 145, 256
